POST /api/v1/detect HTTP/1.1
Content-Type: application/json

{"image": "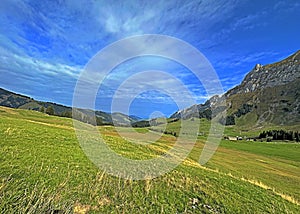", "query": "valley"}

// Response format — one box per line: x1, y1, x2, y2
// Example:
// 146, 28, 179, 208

1, 1, 299, 213
0, 106, 299, 213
